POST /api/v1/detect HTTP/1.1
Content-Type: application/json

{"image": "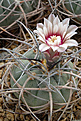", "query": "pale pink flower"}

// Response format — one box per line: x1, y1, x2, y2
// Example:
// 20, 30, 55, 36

34, 14, 78, 63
